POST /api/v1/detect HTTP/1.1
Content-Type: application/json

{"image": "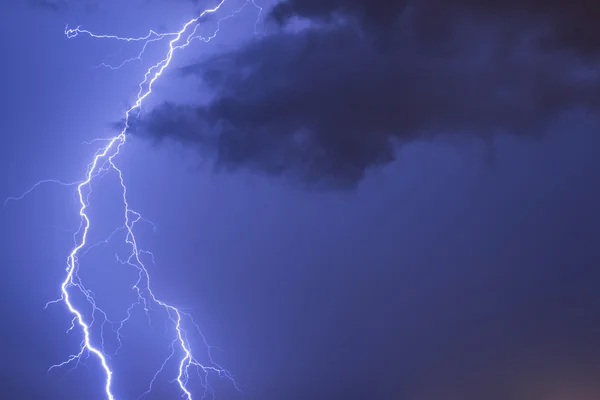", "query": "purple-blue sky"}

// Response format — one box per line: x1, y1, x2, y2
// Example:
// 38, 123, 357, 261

1, 0, 600, 399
